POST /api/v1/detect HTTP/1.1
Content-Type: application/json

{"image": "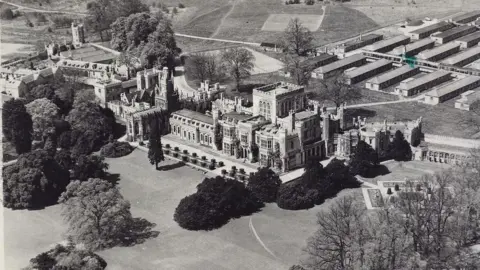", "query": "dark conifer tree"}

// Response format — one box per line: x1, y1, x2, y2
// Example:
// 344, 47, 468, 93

148, 119, 164, 169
